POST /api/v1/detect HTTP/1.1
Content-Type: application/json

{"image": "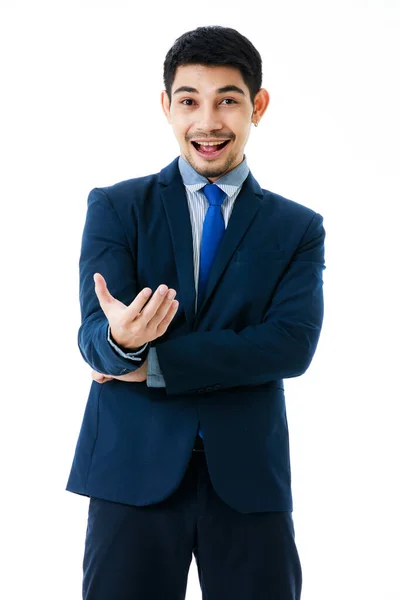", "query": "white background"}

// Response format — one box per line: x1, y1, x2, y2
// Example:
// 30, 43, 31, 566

1, 0, 399, 598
